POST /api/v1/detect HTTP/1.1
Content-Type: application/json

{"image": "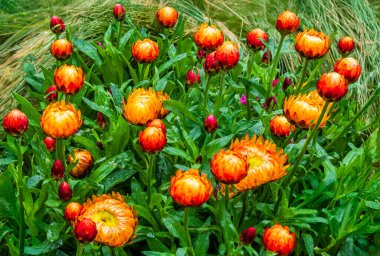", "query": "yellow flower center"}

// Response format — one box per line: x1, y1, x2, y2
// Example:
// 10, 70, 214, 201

248, 155, 264, 167
92, 210, 117, 226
